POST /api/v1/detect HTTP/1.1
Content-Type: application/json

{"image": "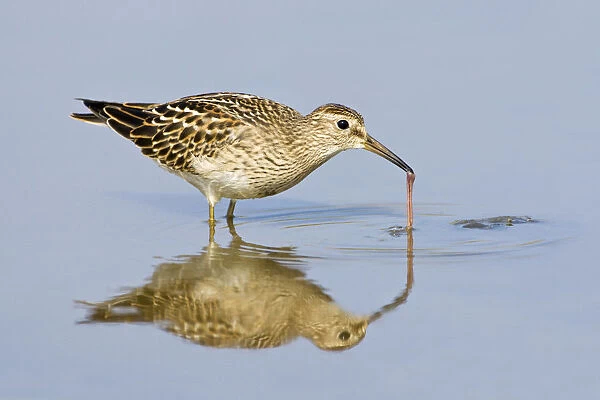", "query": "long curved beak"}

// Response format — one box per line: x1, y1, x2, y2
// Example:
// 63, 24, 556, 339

364, 135, 414, 174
